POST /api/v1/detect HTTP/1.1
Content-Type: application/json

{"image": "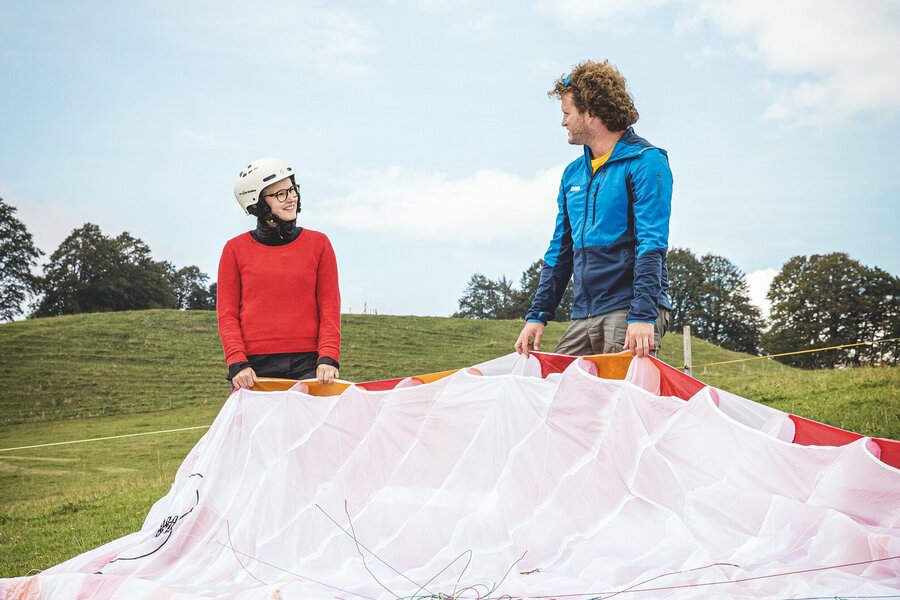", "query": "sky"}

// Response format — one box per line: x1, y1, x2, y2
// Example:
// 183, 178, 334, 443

2, 0, 899, 319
